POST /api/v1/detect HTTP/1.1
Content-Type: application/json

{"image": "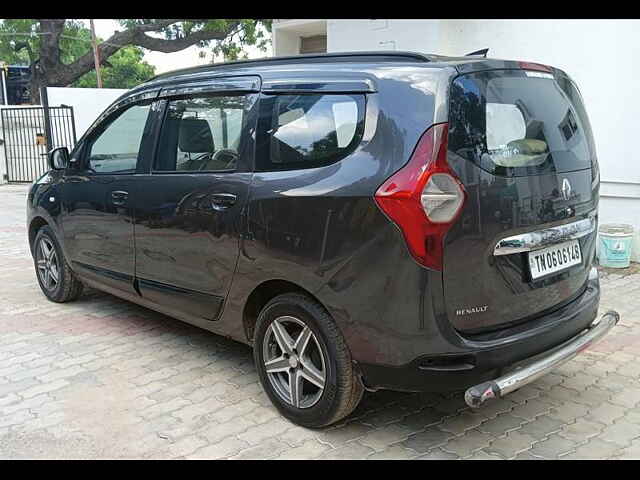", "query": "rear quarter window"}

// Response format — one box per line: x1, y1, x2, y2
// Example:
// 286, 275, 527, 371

256, 93, 365, 171
448, 70, 594, 177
